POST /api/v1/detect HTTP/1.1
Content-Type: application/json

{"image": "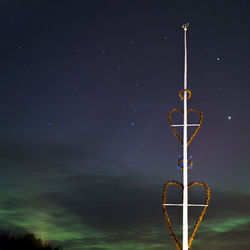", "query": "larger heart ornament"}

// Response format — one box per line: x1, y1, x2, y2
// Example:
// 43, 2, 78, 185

161, 181, 210, 249
168, 108, 203, 146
